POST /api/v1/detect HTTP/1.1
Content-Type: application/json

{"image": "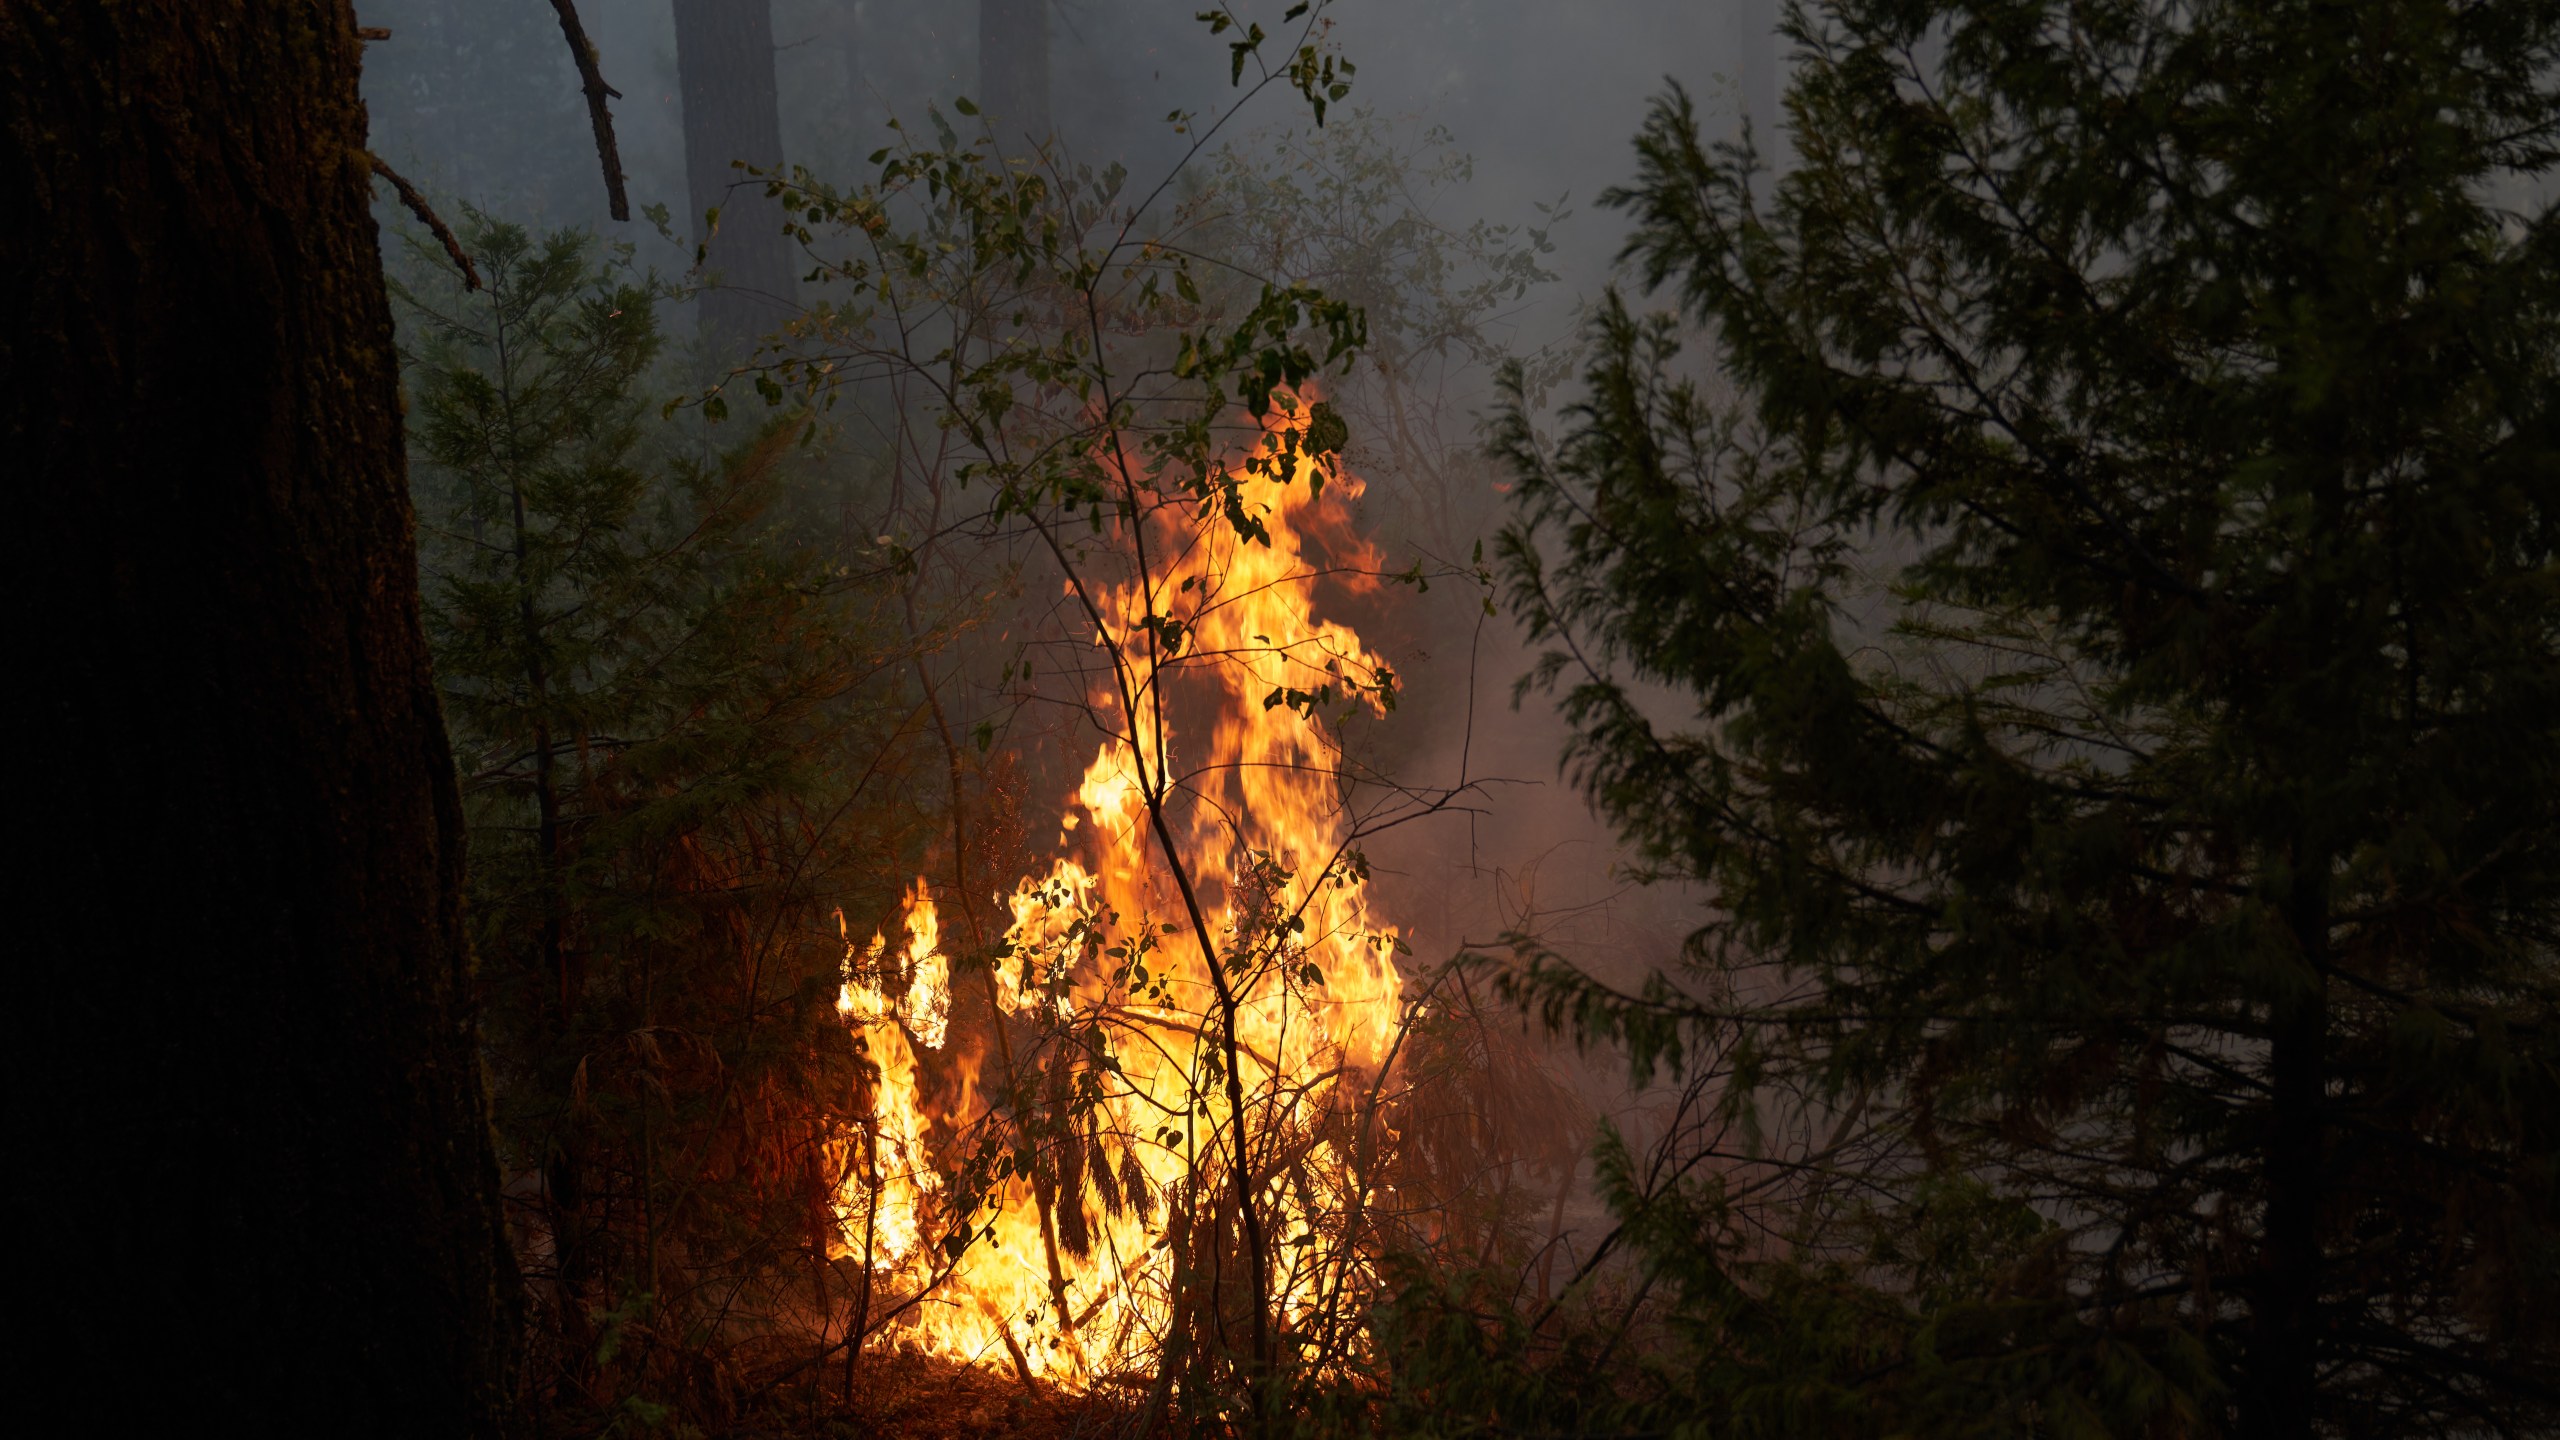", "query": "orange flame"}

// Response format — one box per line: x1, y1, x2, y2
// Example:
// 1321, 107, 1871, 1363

837, 402, 1408, 1383
831, 881, 948, 1267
